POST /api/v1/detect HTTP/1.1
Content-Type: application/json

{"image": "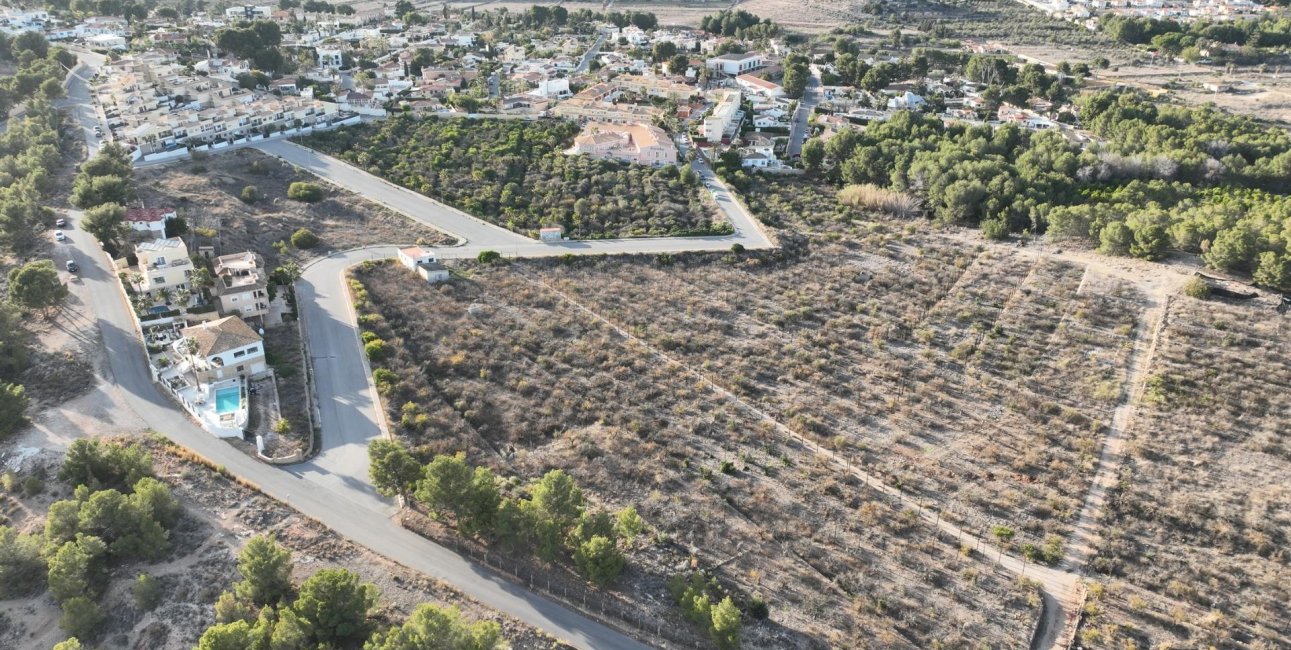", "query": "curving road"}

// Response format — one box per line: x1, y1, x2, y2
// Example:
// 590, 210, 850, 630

62, 55, 650, 650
